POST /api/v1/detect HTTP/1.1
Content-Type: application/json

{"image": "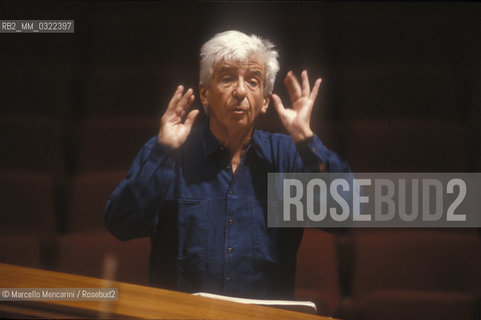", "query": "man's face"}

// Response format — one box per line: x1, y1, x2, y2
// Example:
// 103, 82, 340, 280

200, 58, 270, 134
